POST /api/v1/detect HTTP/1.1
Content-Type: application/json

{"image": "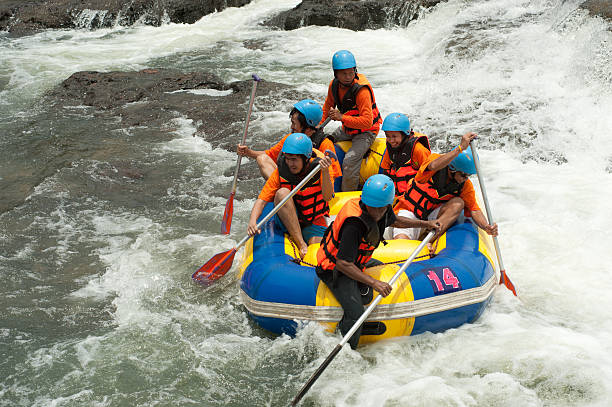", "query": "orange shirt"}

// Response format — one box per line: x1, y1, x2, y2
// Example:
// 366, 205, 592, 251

380, 141, 431, 173
321, 79, 375, 131
265, 133, 290, 163
396, 153, 480, 215
264, 134, 341, 179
